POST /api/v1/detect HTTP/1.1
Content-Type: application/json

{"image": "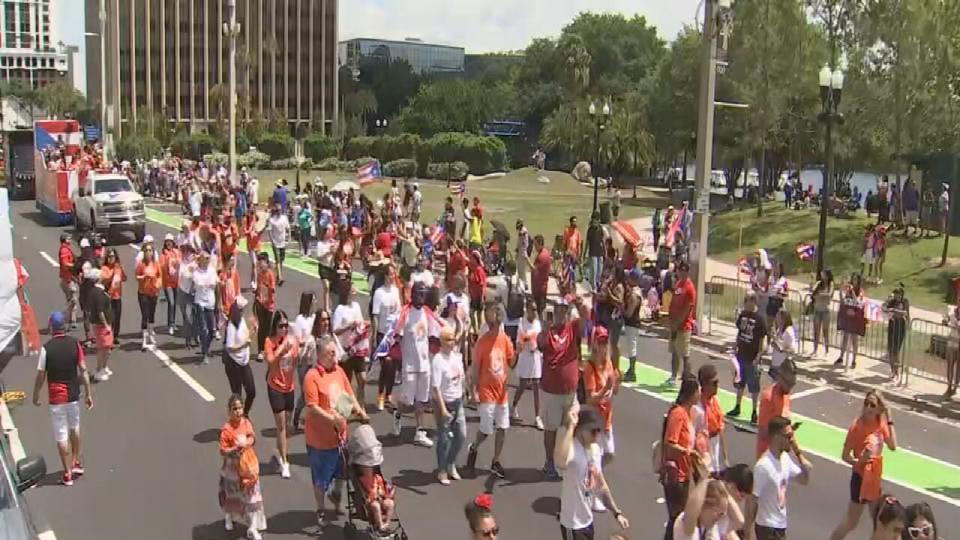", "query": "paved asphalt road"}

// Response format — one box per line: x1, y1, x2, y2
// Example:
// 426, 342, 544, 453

2, 200, 960, 540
